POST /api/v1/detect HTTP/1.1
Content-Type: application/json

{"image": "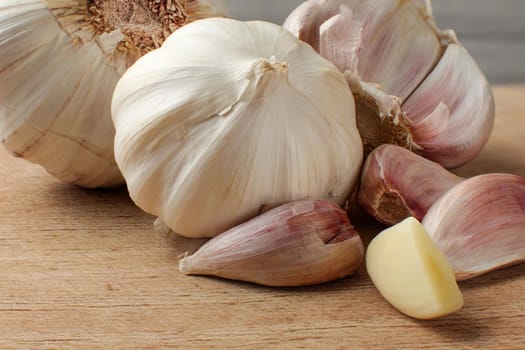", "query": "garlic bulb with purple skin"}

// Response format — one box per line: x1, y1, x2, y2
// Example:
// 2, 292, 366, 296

284, 0, 495, 168
0, 0, 224, 188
